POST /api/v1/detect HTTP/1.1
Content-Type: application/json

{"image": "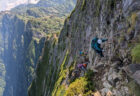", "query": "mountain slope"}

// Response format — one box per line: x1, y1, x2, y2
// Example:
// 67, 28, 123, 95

28, 0, 140, 96
0, 0, 76, 96
0, 0, 39, 11
11, 0, 76, 17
